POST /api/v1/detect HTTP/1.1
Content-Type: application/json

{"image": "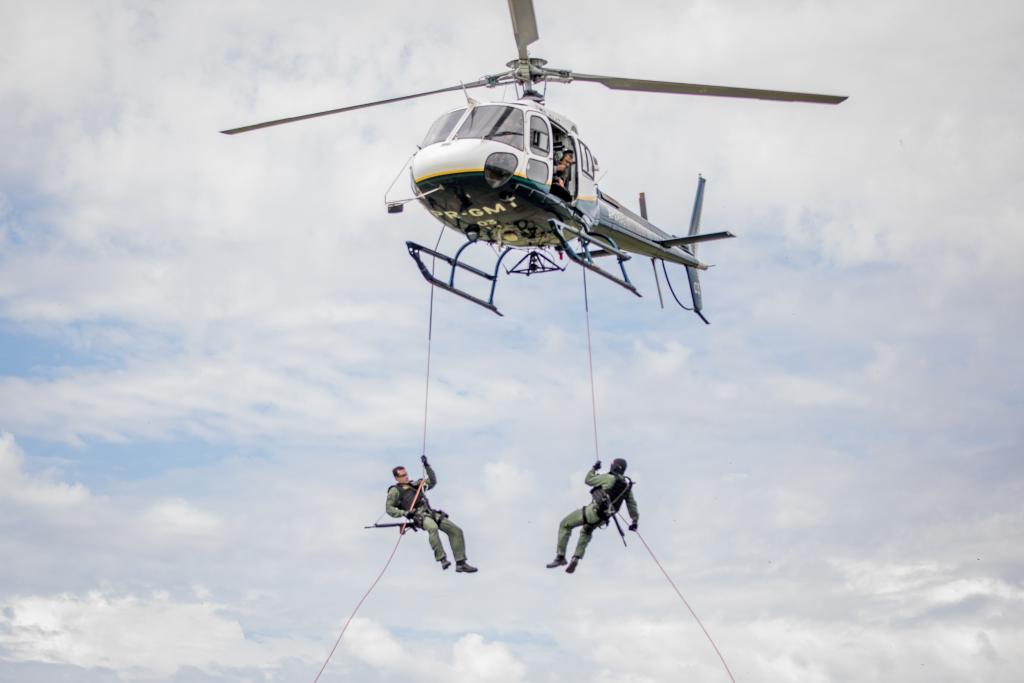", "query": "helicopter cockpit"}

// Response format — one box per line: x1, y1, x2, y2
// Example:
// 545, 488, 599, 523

453, 105, 525, 149
420, 108, 466, 147
411, 101, 596, 211
420, 105, 529, 151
